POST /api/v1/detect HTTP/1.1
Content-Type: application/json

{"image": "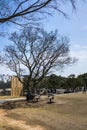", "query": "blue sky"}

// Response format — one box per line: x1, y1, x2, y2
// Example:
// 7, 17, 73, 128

0, 1, 87, 77
44, 1, 87, 77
